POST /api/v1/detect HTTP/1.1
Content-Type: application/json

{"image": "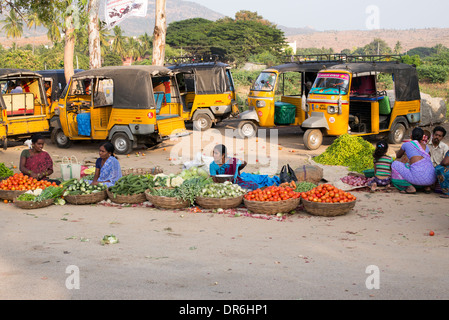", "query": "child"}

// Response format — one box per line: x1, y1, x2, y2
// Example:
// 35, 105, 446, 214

368, 140, 393, 192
